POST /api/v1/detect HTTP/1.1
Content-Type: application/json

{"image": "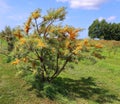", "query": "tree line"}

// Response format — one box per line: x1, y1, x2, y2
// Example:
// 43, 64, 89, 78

1, 19, 120, 51
88, 19, 120, 41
